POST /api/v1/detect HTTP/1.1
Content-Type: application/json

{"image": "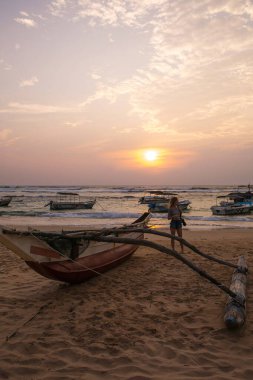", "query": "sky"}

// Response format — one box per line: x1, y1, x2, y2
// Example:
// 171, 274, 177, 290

1, 0, 253, 186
